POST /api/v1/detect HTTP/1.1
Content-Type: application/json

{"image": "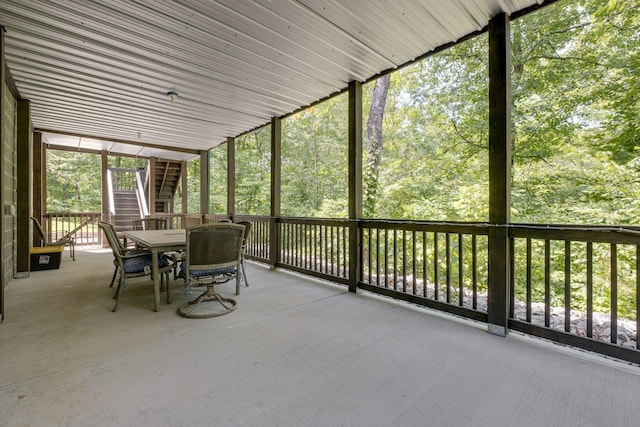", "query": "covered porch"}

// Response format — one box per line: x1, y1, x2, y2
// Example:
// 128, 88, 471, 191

2, 247, 639, 426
